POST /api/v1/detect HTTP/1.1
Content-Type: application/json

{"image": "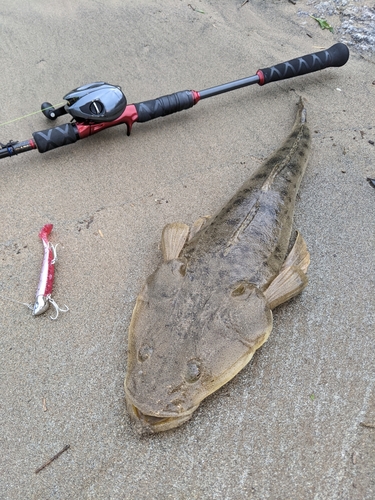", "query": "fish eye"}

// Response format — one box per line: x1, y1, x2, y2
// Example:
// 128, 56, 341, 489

179, 264, 186, 277
232, 283, 246, 296
138, 344, 153, 362
171, 259, 186, 277
185, 359, 202, 383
